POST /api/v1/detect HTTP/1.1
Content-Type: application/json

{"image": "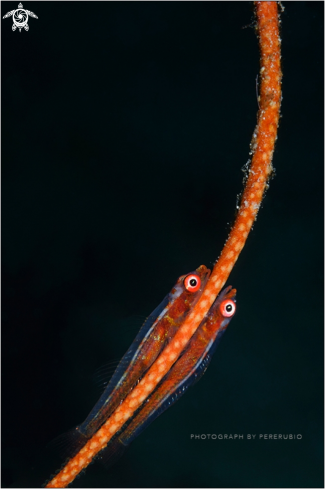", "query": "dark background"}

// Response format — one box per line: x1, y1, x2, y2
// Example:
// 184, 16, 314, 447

2, 2, 323, 488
